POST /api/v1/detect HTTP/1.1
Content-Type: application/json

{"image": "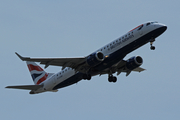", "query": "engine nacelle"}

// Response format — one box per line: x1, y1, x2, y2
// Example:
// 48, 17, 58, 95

126, 56, 143, 70
86, 52, 105, 67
